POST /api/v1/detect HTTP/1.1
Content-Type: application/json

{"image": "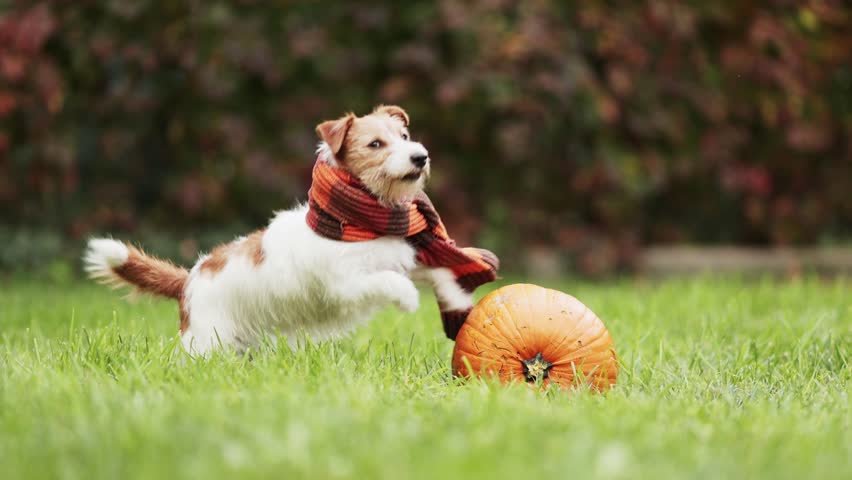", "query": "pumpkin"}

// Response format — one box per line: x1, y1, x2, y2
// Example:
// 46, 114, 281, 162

452, 284, 618, 391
